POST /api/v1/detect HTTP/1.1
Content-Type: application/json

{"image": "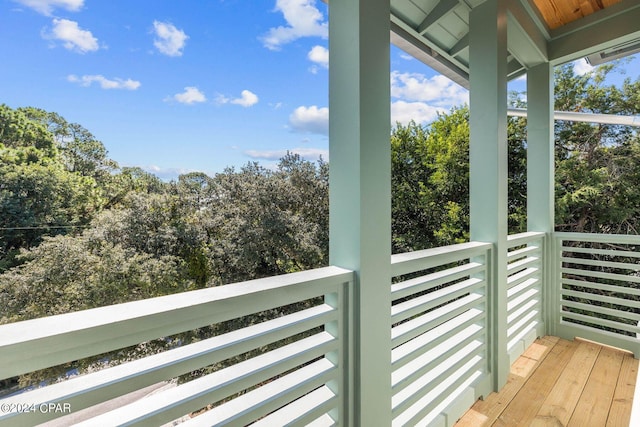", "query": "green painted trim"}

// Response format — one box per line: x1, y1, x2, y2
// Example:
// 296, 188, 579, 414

329, 0, 392, 425
469, 0, 510, 392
